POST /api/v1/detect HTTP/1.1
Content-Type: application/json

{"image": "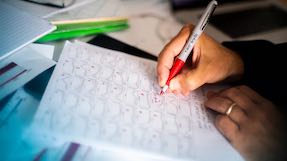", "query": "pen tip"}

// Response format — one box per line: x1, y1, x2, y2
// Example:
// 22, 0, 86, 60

160, 85, 169, 95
